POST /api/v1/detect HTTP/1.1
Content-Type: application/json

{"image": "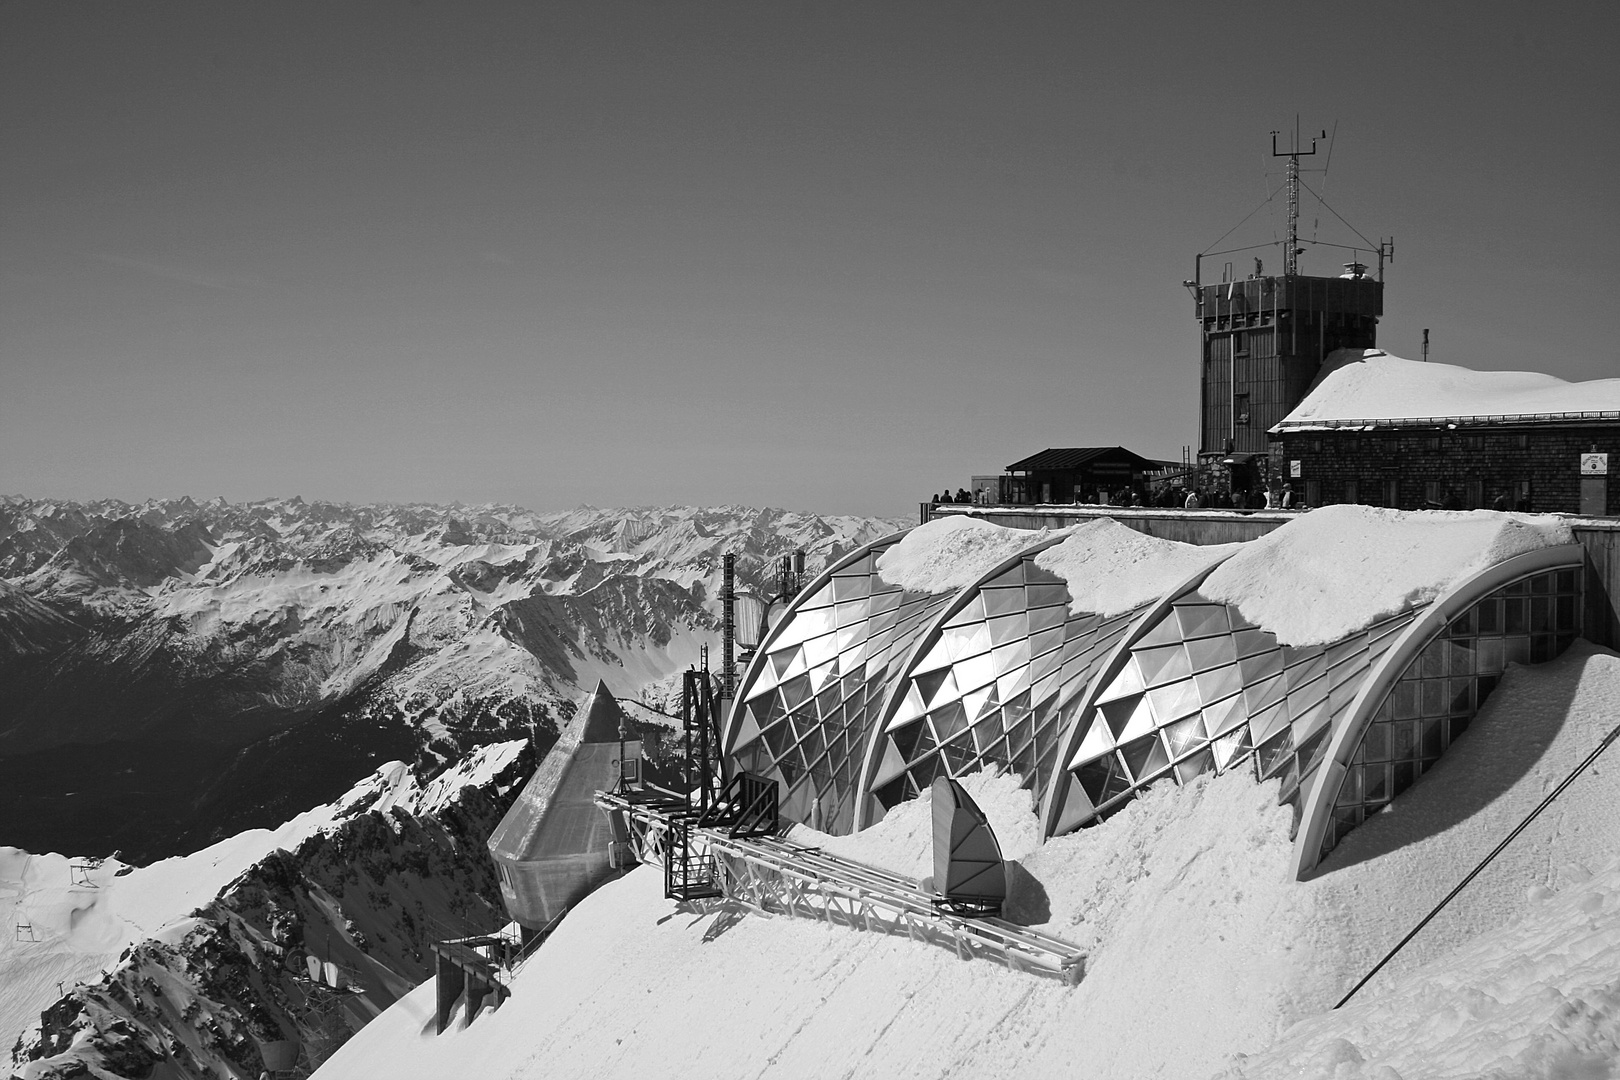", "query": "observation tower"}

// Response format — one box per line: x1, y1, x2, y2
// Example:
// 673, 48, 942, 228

1191, 127, 1392, 490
